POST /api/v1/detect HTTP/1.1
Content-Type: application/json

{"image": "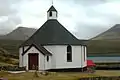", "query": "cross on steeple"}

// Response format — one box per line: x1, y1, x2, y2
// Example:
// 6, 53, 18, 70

52, 0, 53, 5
